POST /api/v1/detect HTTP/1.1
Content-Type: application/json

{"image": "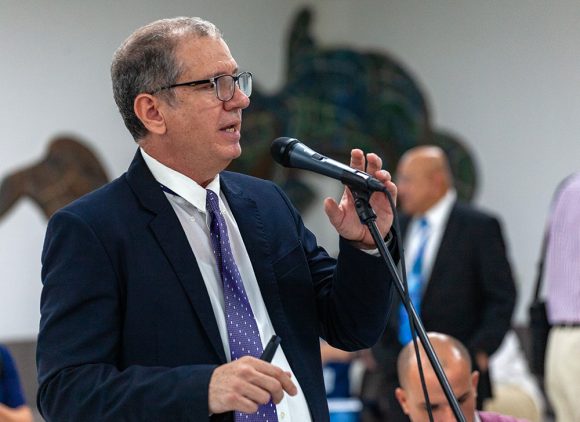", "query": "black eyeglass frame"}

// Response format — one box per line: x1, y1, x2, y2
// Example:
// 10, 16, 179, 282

150, 71, 252, 102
